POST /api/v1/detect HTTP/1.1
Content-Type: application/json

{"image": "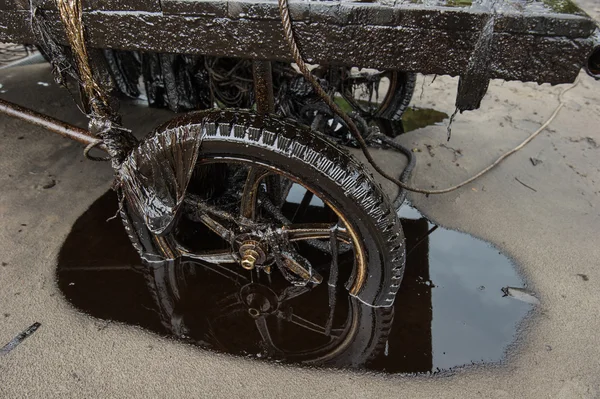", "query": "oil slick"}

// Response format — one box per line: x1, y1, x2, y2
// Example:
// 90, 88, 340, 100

57, 191, 533, 374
